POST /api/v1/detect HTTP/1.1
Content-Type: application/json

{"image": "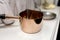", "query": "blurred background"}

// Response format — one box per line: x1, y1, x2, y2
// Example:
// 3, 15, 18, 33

8, 0, 59, 16
0, 0, 59, 24
0, 0, 59, 16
